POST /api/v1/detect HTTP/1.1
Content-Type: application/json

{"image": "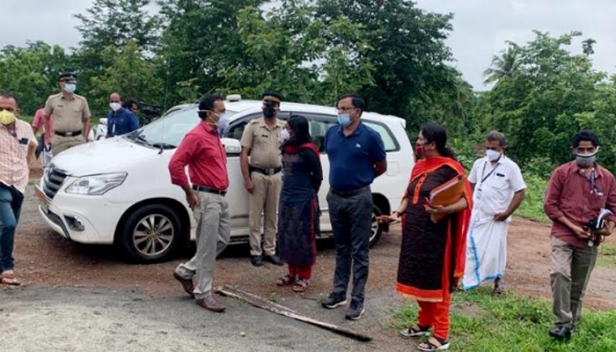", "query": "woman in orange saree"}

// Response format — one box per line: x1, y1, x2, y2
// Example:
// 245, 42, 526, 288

385, 124, 472, 351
